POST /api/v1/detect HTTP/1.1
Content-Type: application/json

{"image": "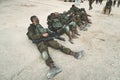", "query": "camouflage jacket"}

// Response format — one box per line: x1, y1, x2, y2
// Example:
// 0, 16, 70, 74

60, 13, 69, 25
27, 24, 50, 40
